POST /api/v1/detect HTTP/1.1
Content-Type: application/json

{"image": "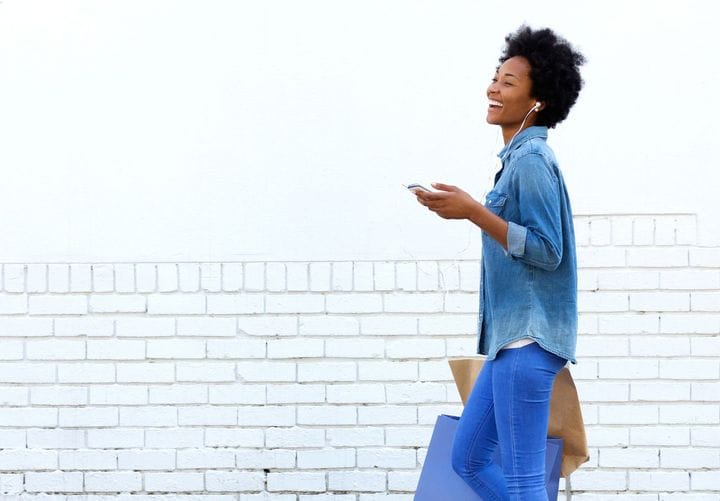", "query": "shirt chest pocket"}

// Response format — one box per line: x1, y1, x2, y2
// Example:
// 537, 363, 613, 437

484, 190, 508, 215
